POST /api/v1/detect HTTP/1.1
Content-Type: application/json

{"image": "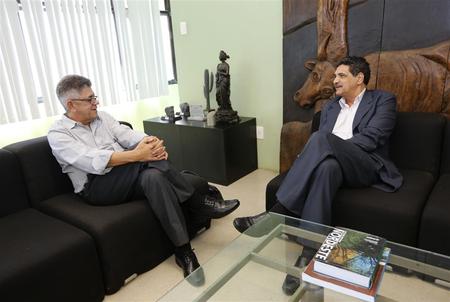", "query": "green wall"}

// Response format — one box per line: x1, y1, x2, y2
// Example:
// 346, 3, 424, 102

171, 0, 282, 171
